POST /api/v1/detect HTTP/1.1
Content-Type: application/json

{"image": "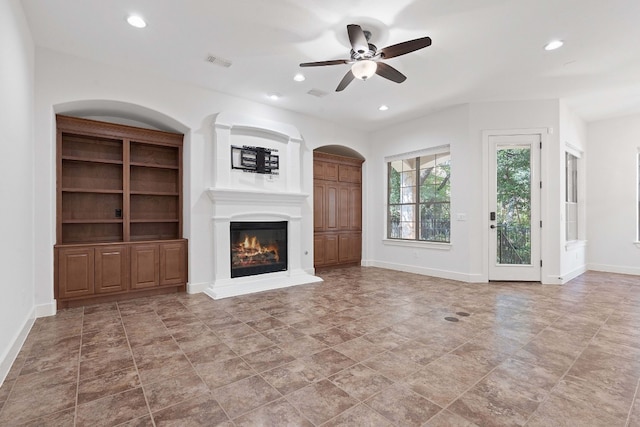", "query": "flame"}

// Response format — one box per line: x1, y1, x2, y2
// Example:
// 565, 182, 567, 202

233, 234, 279, 266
